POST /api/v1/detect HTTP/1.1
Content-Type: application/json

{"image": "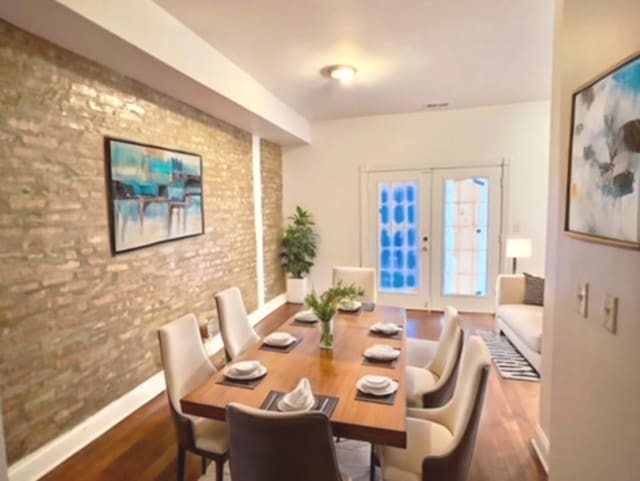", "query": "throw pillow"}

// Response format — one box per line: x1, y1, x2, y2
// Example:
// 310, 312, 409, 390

523, 272, 544, 306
